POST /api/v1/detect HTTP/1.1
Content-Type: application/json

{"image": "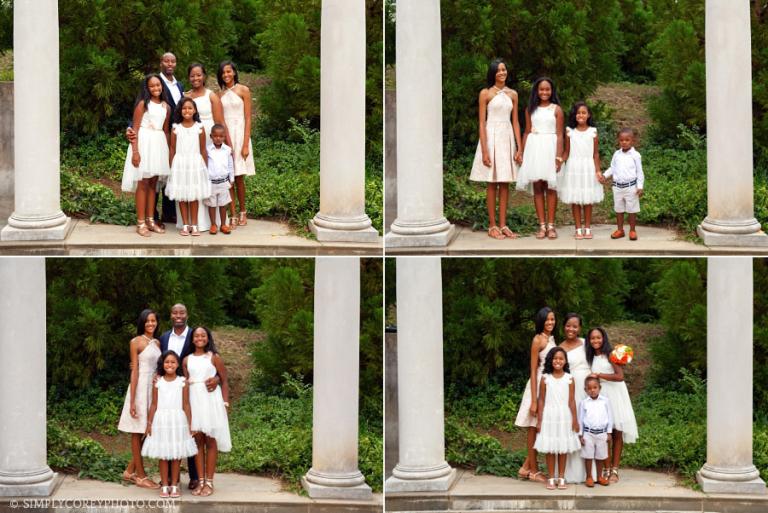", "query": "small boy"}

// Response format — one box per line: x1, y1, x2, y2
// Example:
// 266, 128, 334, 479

578, 376, 613, 487
205, 124, 235, 235
599, 128, 644, 240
